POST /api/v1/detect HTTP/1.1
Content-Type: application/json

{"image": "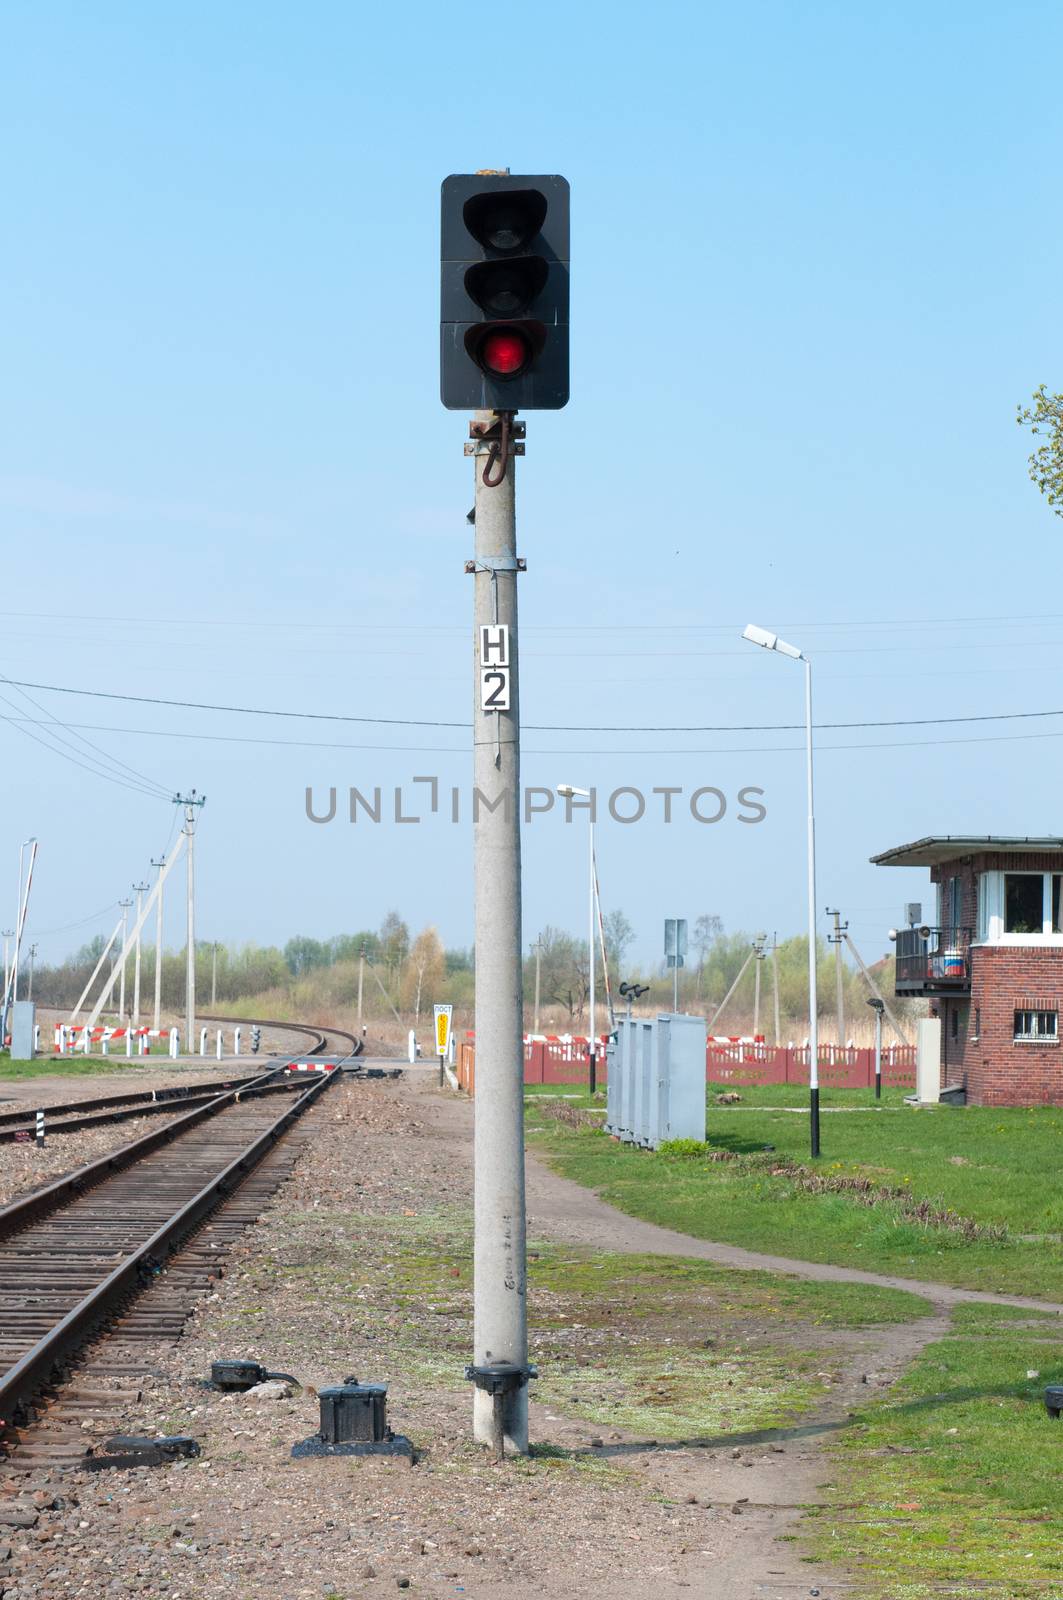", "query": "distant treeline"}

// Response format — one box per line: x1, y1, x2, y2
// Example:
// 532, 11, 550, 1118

27, 908, 906, 1037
